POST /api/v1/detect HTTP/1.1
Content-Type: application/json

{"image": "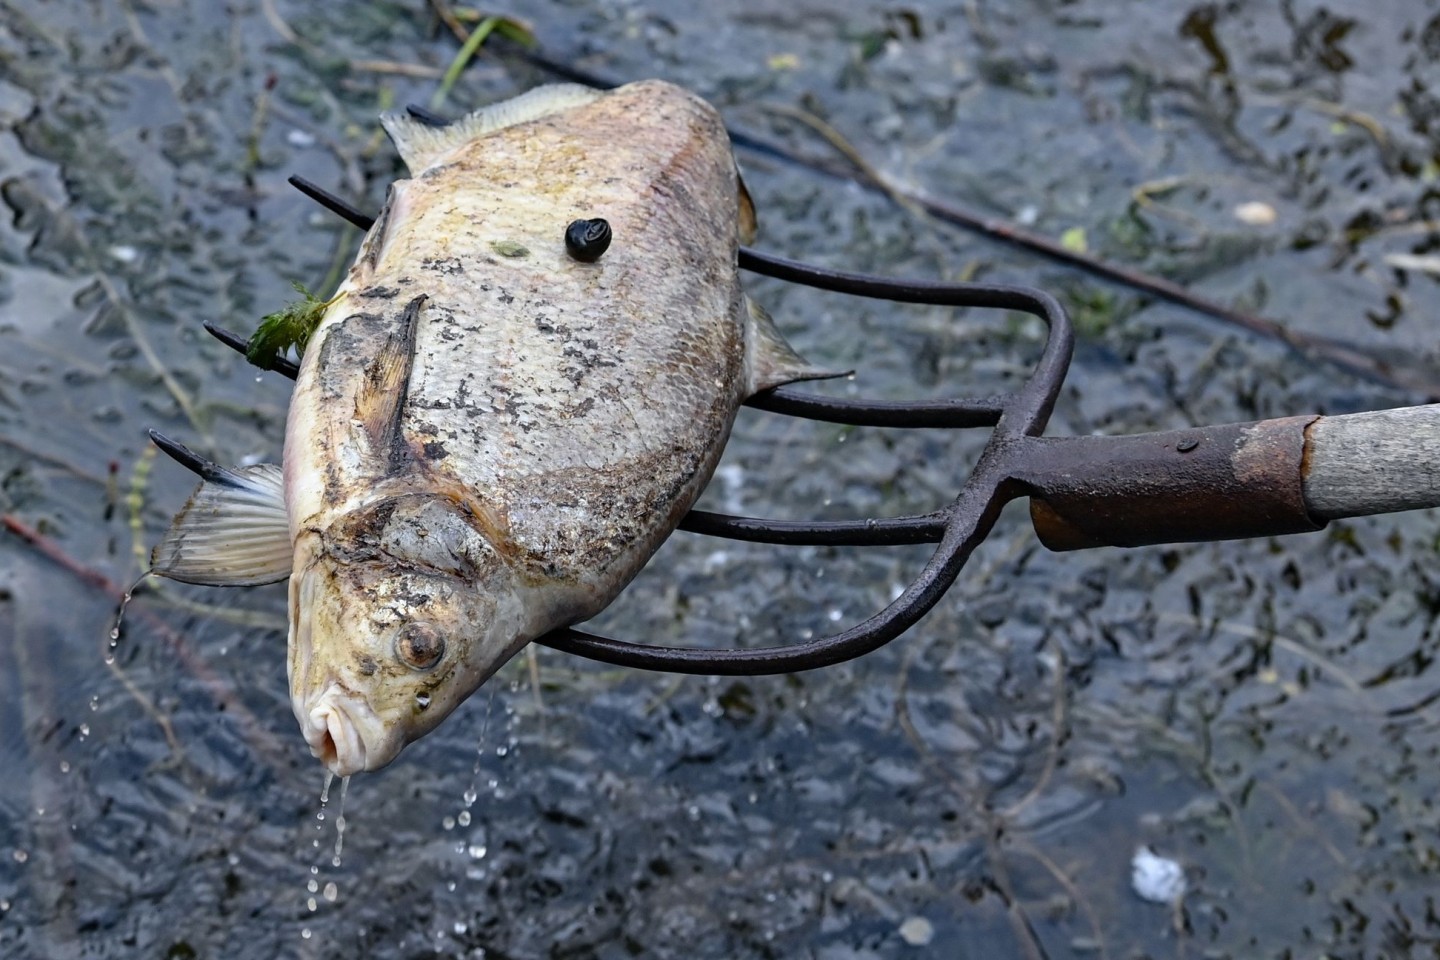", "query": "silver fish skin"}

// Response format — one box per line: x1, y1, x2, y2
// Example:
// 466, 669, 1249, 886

148, 80, 832, 776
